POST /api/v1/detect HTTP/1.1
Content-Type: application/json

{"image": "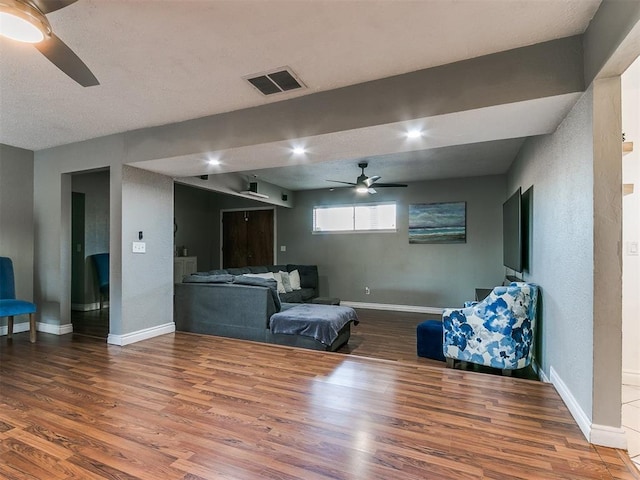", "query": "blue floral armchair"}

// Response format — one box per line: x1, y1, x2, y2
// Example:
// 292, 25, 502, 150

442, 282, 539, 370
